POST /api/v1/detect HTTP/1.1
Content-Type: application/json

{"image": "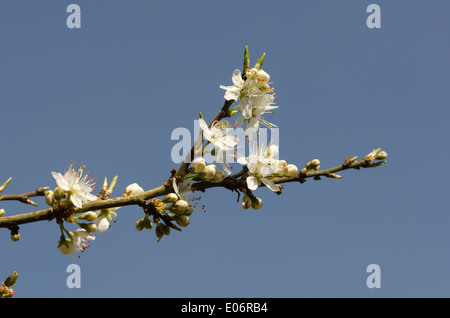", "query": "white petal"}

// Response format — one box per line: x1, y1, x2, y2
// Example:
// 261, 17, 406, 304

224, 89, 239, 101
96, 217, 110, 234
240, 97, 253, 119
235, 116, 246, 128
246, 176, 259, 190
231, 69, 243, 87
70, 195, 83, 208
237, 156, 248, 165
173, 178, 180, 197
261, 178, 280, 192
51, 172, 70, 191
